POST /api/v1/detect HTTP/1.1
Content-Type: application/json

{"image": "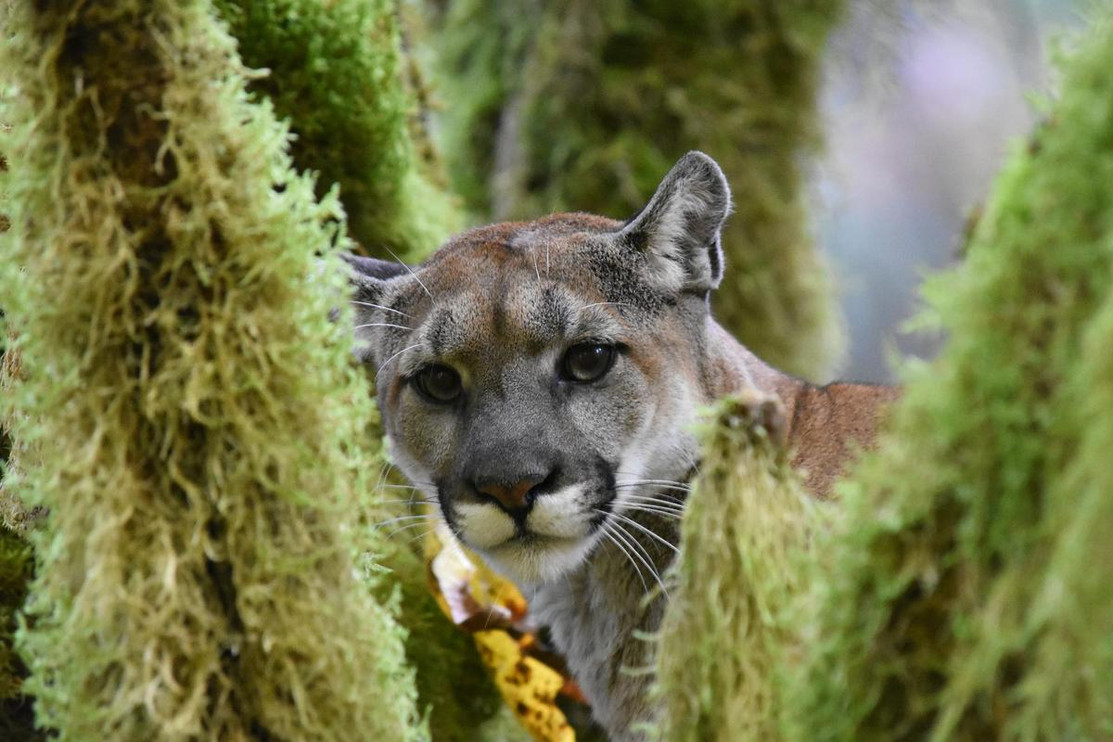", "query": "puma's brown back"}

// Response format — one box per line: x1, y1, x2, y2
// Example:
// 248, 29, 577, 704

782, 381, 901, 497
698, 320, 898, 498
